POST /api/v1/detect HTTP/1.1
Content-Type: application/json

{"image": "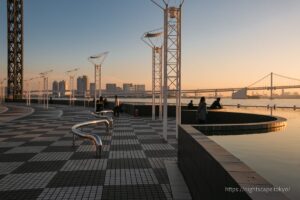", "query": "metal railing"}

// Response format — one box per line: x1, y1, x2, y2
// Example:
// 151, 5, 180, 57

71, 119, 110, 157
91, 110, 114, 129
